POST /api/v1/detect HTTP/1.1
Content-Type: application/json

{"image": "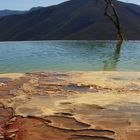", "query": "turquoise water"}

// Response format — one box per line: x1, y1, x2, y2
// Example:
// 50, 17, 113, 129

0, 41, 139, 73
